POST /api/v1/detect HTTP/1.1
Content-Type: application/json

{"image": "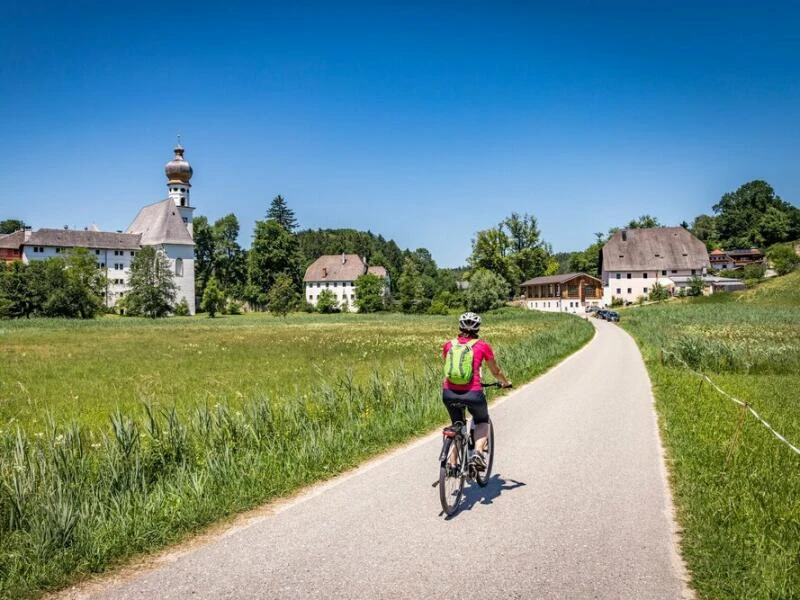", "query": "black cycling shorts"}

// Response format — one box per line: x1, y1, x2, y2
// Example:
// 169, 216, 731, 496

442, 388, 489, 425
